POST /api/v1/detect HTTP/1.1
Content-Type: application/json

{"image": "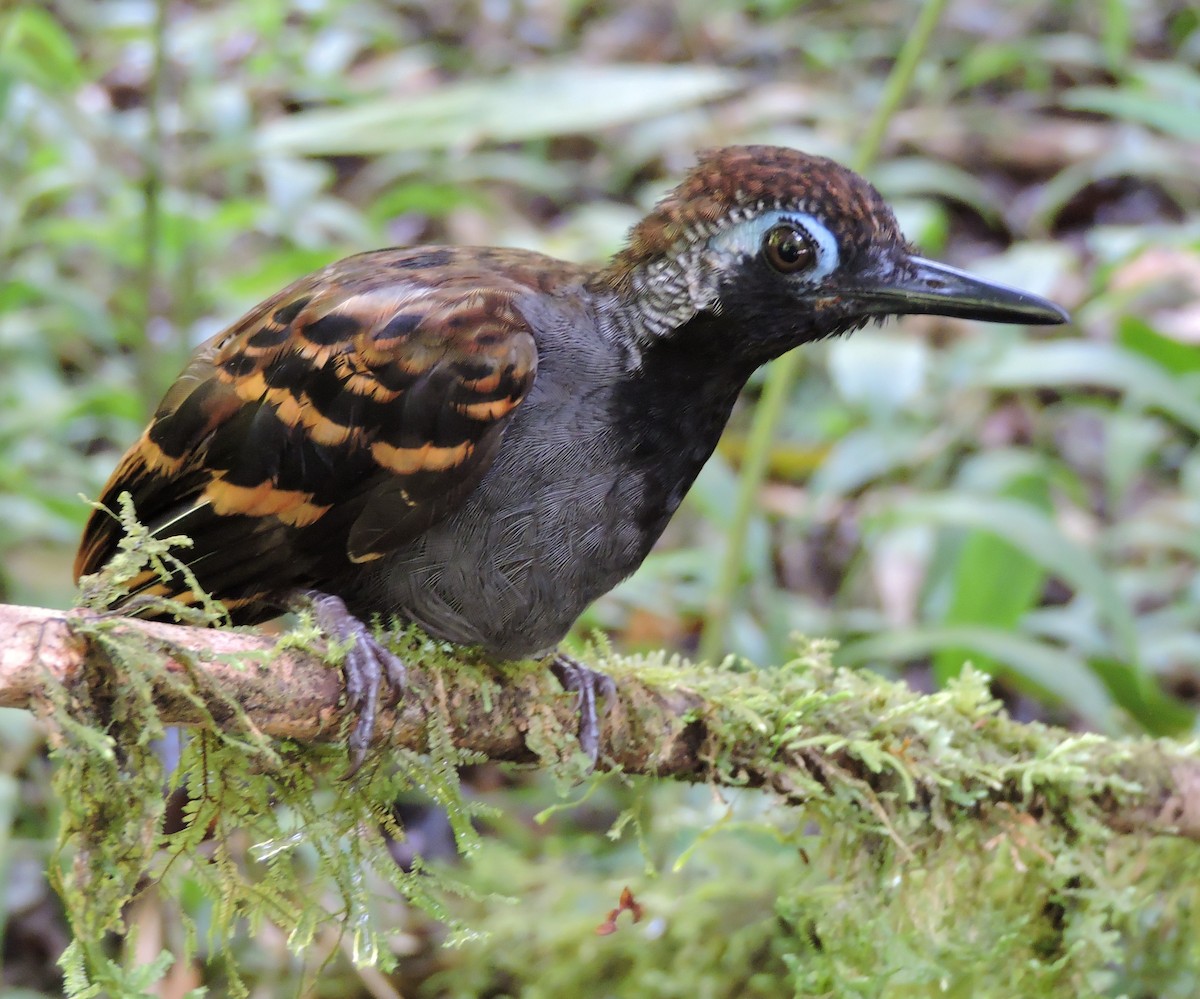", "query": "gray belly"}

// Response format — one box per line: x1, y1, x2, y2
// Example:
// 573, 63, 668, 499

355, 400, 647, 657
346, 291, 654, 658
336, 289, 740, 658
